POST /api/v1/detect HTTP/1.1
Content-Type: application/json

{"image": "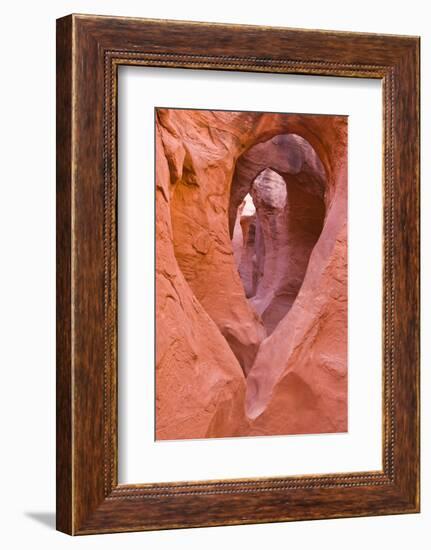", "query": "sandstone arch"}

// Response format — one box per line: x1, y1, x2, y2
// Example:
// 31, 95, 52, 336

156, 108, 347, 439
230, 134, 327, 336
